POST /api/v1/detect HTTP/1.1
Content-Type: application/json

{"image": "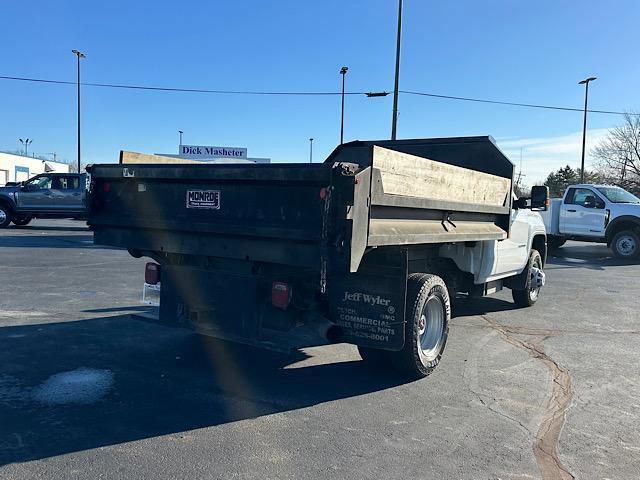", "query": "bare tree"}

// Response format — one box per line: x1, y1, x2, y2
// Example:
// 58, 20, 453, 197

592, 112, 640, 194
